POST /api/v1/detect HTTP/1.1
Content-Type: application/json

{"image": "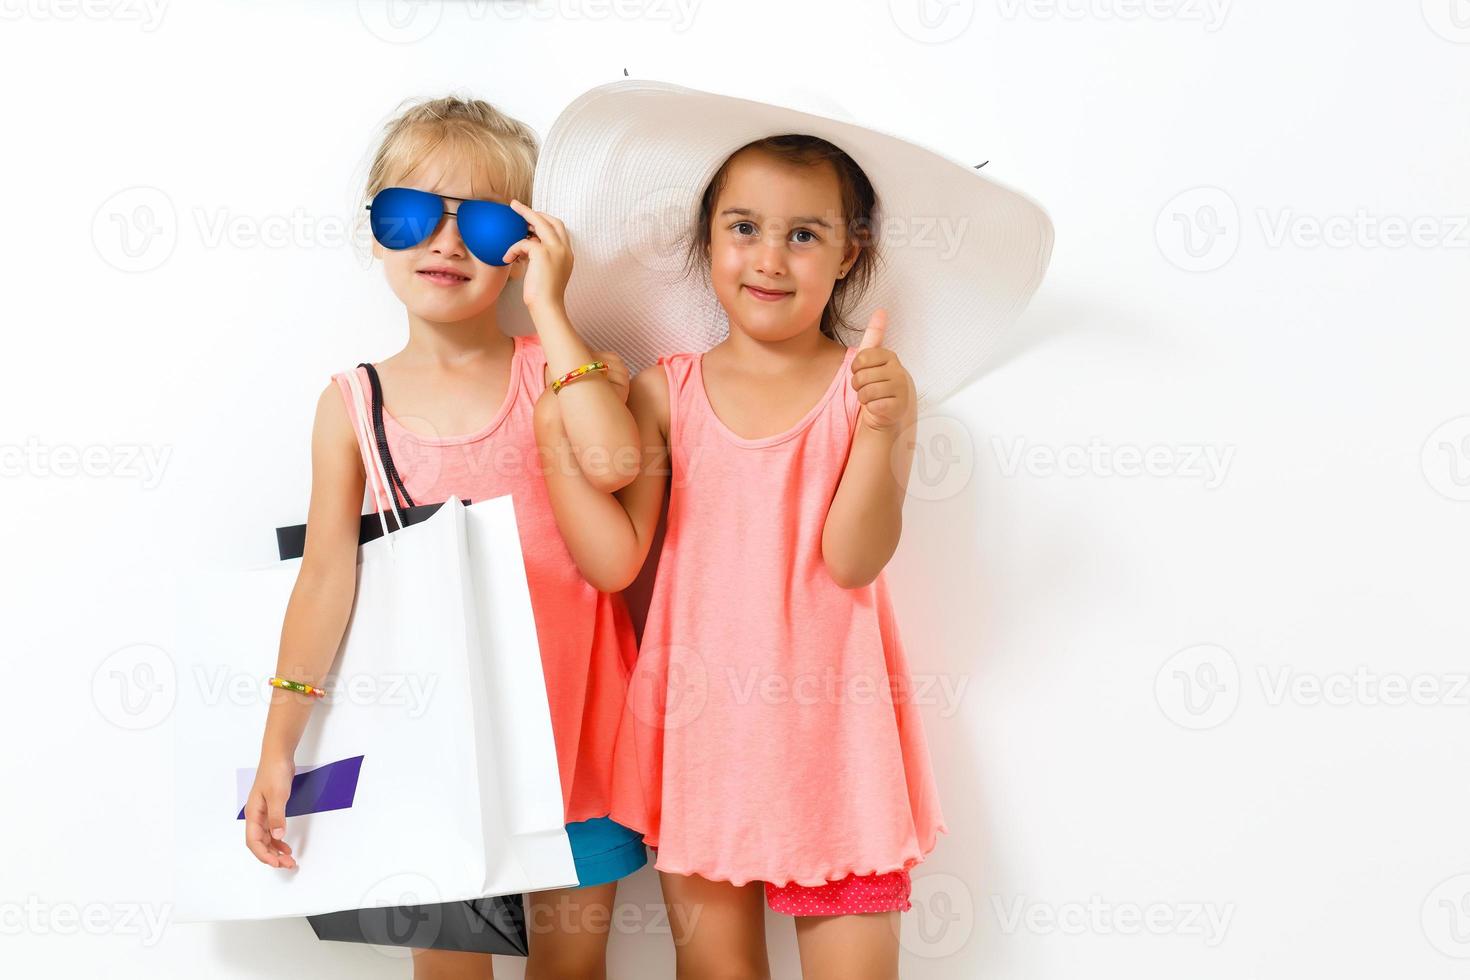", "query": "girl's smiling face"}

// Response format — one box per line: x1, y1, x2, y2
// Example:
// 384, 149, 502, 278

708, 147, 860, 344
372, 151, 520, 324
